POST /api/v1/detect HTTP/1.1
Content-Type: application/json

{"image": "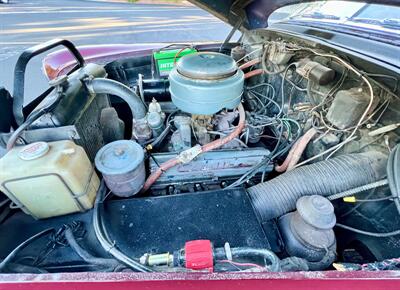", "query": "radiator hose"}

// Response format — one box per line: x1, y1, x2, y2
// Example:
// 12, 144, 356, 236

85, 78, 147, 120
247, 152, 388, 221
